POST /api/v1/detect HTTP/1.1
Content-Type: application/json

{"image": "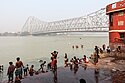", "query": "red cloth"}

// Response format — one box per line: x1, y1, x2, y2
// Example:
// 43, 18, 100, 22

51, 59, 57, 68
7, 65, 15, 75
